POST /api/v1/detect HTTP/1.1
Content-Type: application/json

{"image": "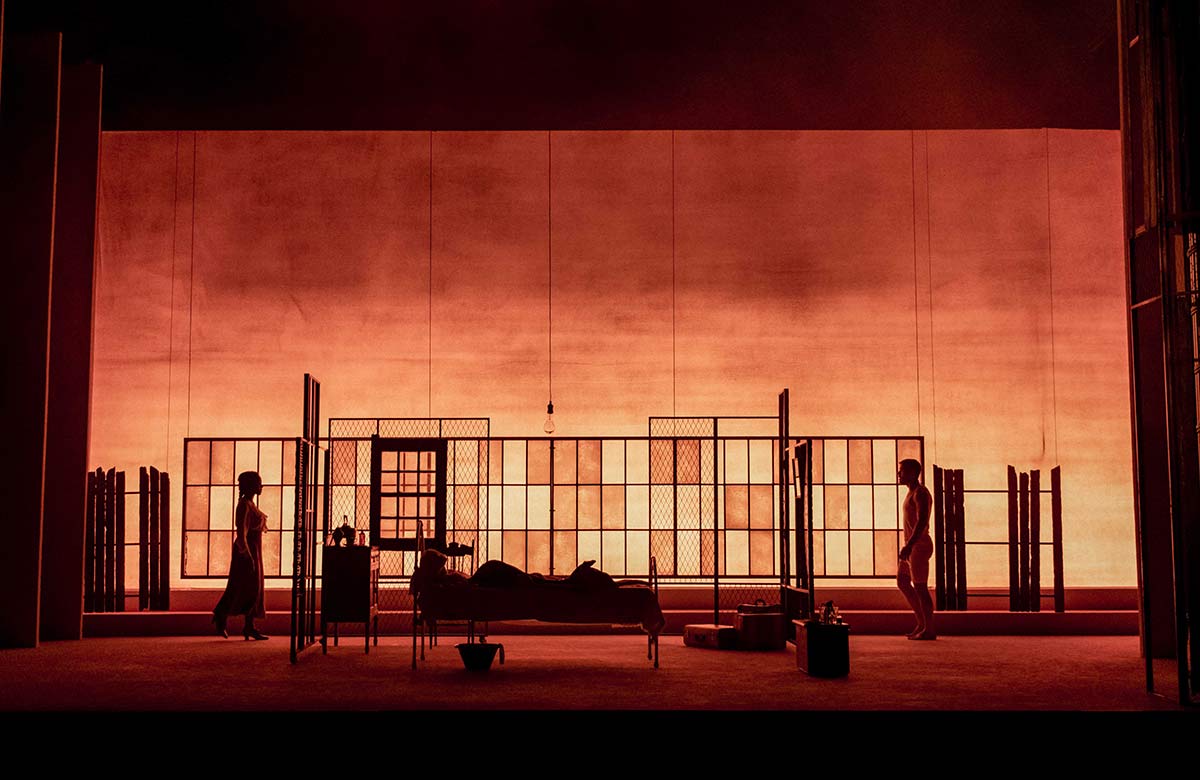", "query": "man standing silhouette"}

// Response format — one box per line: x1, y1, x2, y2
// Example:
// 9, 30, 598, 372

897, 458, 936, 640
